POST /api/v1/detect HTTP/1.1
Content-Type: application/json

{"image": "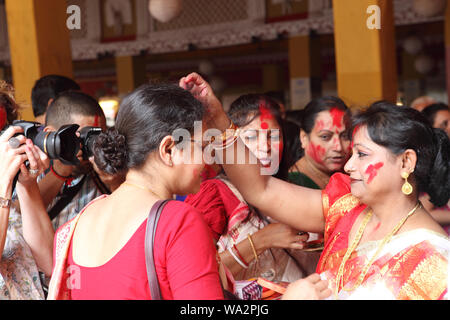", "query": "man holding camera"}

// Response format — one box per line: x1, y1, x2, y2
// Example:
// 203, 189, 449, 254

38, 91, 124, 231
